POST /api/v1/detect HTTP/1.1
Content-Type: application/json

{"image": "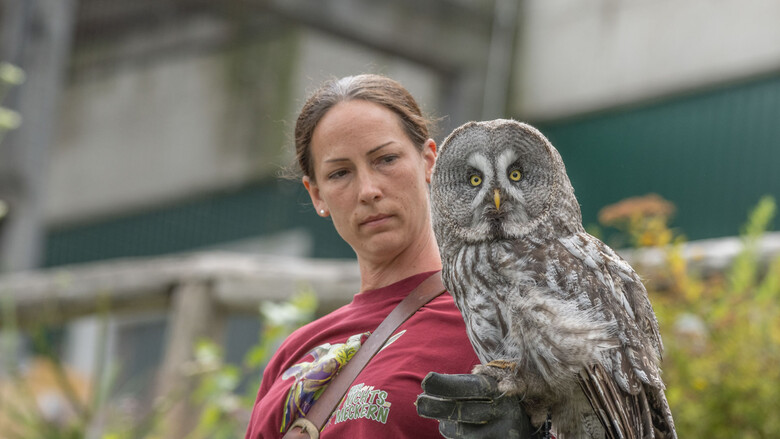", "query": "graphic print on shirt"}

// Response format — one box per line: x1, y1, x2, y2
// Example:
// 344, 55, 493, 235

330, 382, 392, 425
325, 330, 408, 428
280, 332, 369, 432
